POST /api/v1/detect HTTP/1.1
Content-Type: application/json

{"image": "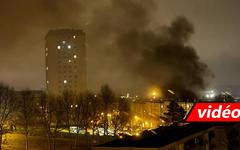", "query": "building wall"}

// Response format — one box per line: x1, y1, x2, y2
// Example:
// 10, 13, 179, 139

45, 29, 86, 96
130, 101, 193, 129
